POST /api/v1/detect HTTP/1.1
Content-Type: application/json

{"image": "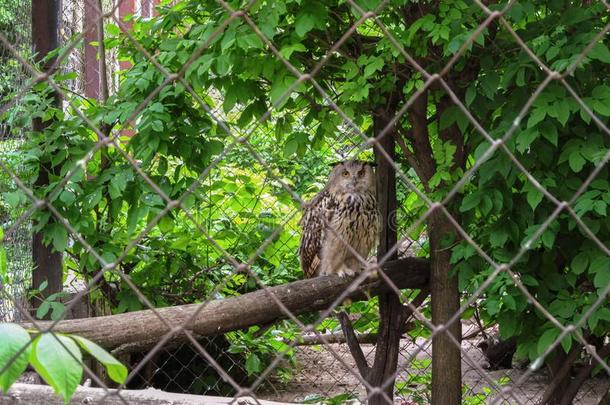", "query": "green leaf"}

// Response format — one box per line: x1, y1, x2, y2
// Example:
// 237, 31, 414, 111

571, 252, 589, 275
0, 323, 32, 393
30, 333, 83, 403
539, 122, 558, 146
465, 85, 476, 107
589, 254, 610, 274
459, 193, 480, 212
158, 216, 174, 234
106, 23, 121, 36
215, 55, 231, 76
524, 182, 543, 211
549, 299, 576, 319
503, 294, 516, 311
499, 312, 517, 338
295, 12, 316, 37
480, 72, 500, 98
364, 57, 384, 77
591, 256, 610, 289
49, 302, 66, 321
560, 334, 572, 353
490, 229, 509, 248
537, 328, 560, 356
521, 274, 539, 287
36, 301, 51, 319
527, 108, 546, 128
516, 128, 538, 153
0, 246, 6, 282
72, 336, 127, 384
47, 223, 68, 252
2, 191, 24, 208
59, 190, 76, 205
568, 151, 586, 173
245, 353, 261, 375
589, 42, 610, 63
592, 99, 610, 116
554, 99, 570, 126
279, 43, 306, 59
541, 228, 556, 249
486, 299, 500, 316
588, 308, 610, 331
